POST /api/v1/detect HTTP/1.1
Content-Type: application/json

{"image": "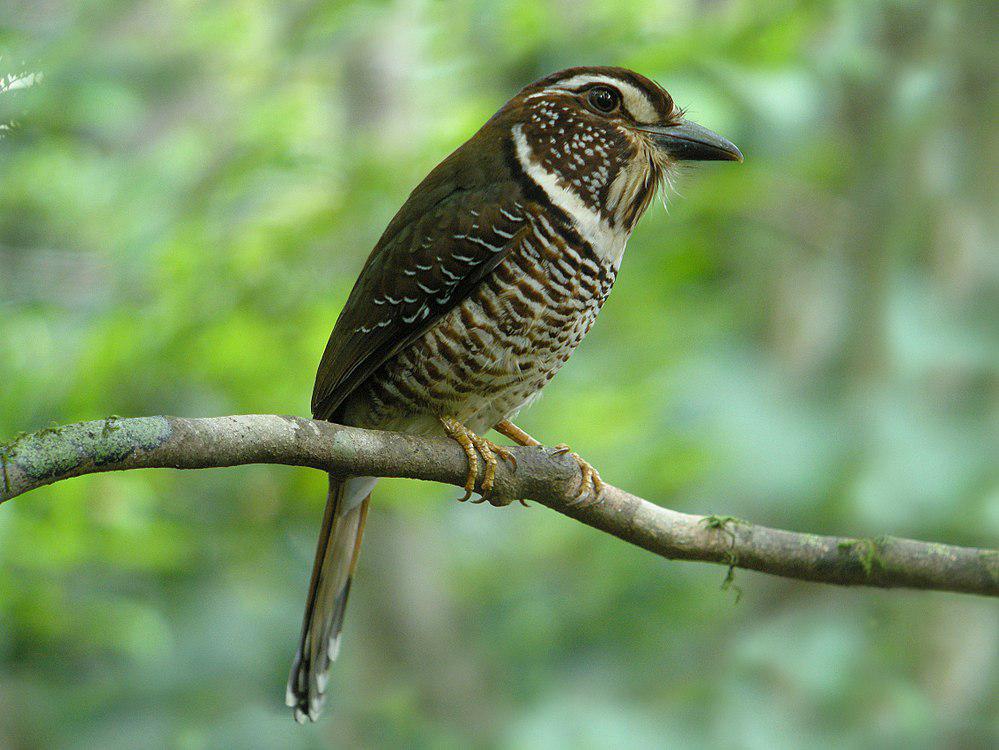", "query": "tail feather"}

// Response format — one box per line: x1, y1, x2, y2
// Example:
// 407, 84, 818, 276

287, 474, 374, 722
